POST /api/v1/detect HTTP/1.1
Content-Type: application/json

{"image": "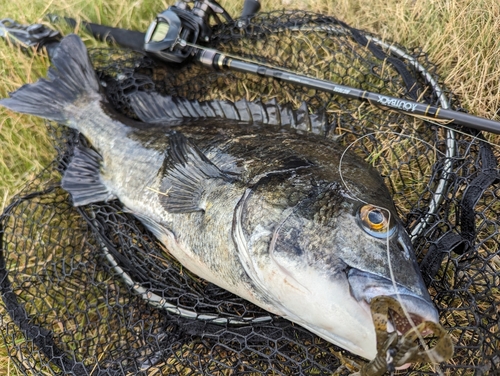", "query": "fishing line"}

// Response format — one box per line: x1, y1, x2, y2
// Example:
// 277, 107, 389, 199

338, 130, 445, 204
349, 119, 500, 241
338, 131, 445, 363
105, 27, 461, 364
383, 209, 440, 366
417, 117, 500, 154
360, 32, 456, 242
188, 22, 459, 240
